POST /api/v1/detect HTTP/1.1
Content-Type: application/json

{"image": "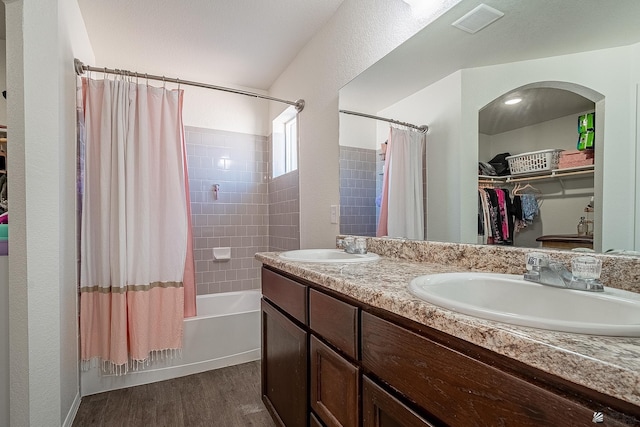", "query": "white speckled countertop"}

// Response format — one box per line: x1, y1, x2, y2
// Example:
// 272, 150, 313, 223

256, 238, 640, 408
